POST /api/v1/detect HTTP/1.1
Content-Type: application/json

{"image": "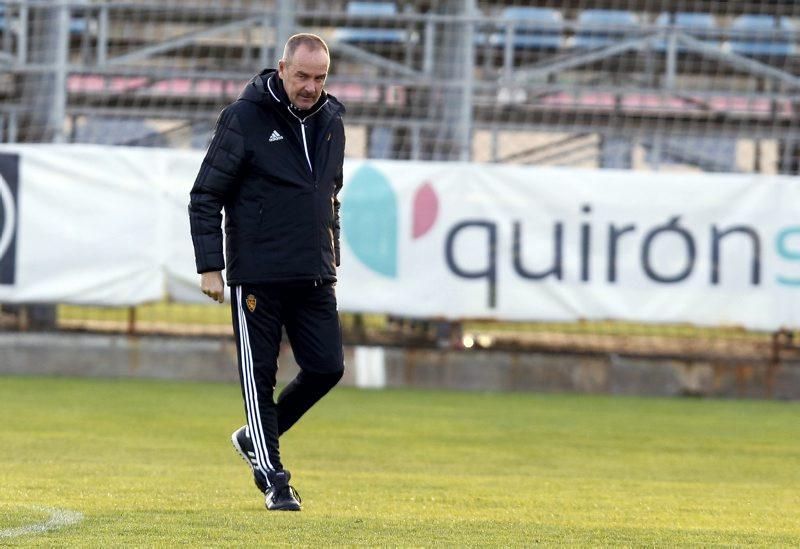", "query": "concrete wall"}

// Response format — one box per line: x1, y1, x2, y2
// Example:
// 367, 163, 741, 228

1, 333, 798, 399
384, 348, 800, 400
